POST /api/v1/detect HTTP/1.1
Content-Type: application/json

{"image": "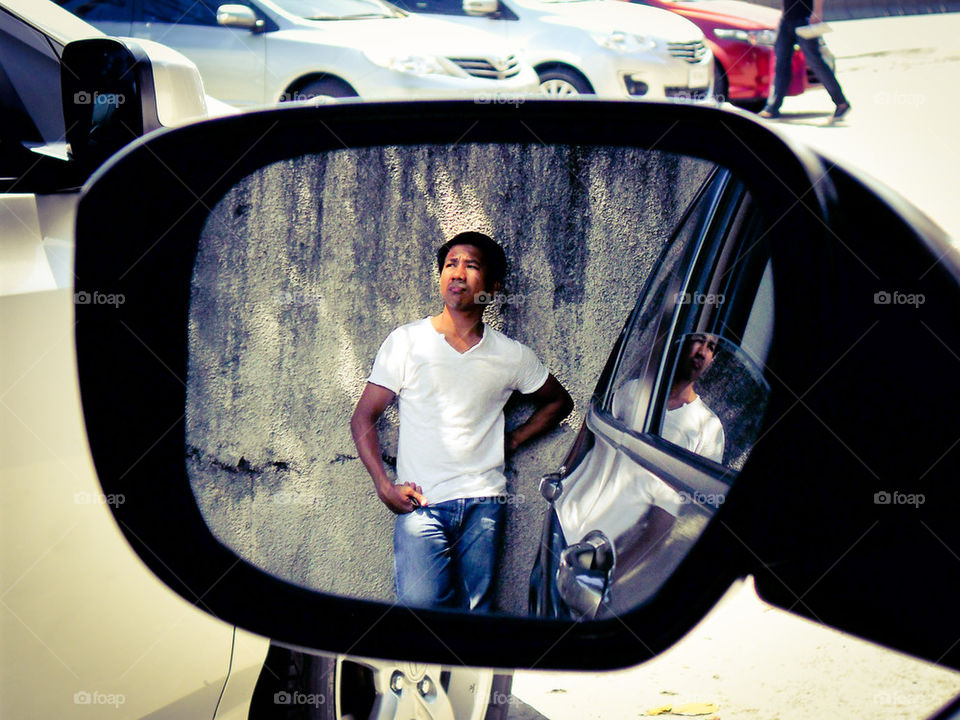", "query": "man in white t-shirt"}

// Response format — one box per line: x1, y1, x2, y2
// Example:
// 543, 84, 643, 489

663, 333, 724, 463
350, 232, 573, 611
